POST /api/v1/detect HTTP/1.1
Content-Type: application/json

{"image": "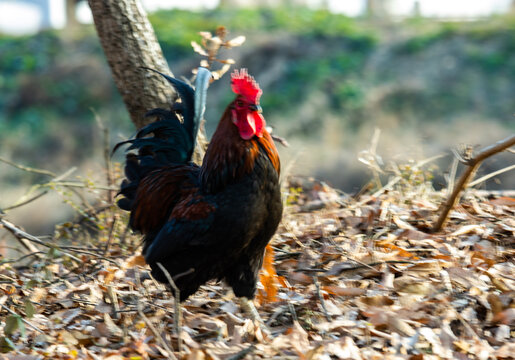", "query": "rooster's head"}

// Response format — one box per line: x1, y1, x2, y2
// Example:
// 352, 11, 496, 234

230, 69, 265, 140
